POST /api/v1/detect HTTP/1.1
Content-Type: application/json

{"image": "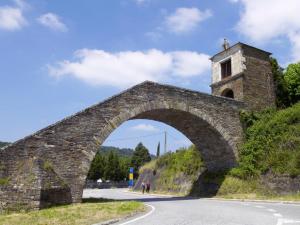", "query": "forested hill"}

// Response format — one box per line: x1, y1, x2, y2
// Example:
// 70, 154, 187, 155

0, 141, 10, 148
99, 146, 134, 158
99, 146, 156, 158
